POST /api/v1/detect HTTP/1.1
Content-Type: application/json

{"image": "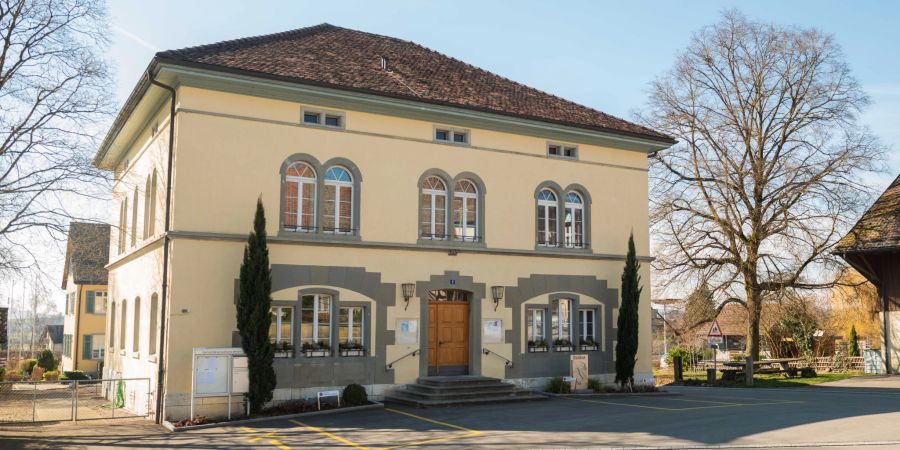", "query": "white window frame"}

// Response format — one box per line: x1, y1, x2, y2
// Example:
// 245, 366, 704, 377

301, 108, 345, 129
579, 309, 596, 342
547, 142, 578, 160
93, 291, 108, 314
421, 177, 448, 240
270, 306, 294, 345
340, 306, 365, 345
564, 191, 585, 248
301, 294, 332, 345
552, 298, 573, 343
537, 189, 558, 247
528, 308, 545, 342
285, 162, 317, 232
91, 334, 106, 360
453, 180, 478, 241
323, 167, 354, 234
